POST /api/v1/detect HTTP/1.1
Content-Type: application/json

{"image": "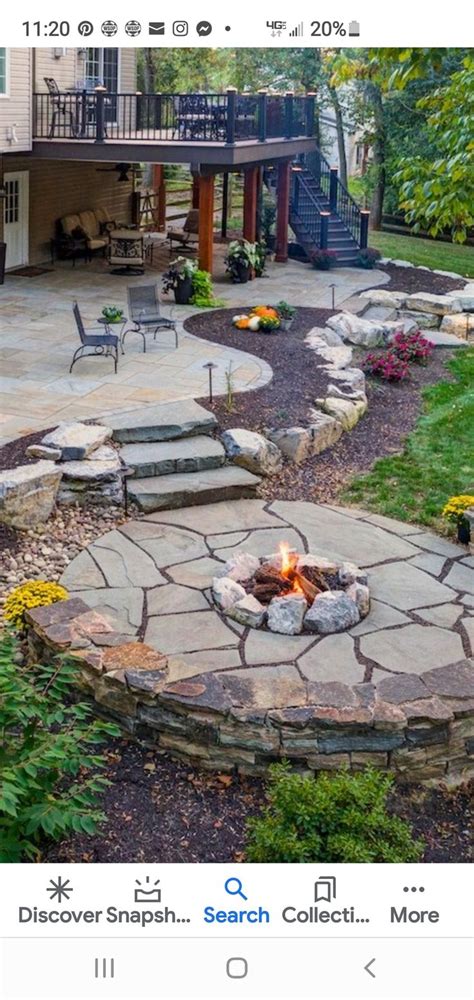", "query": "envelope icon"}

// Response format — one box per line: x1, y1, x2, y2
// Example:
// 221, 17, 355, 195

149, 22, 165, 35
